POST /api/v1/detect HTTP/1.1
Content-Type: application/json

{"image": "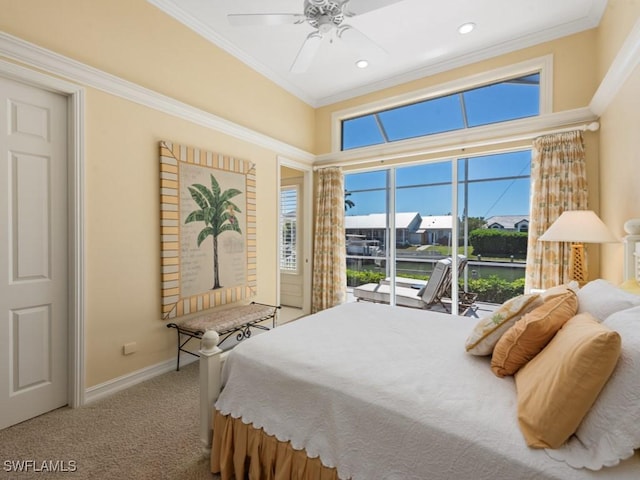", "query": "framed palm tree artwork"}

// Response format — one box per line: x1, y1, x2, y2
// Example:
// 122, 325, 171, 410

159, 140, 256, 320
